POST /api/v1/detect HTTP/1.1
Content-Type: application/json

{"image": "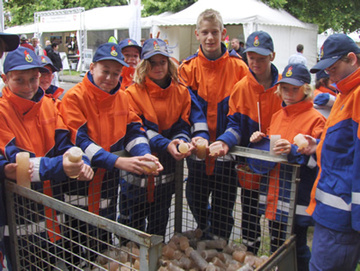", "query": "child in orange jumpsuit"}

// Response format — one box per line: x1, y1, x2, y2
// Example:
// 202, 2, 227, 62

122, 38, 193, 237
250, 63, 326, 270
